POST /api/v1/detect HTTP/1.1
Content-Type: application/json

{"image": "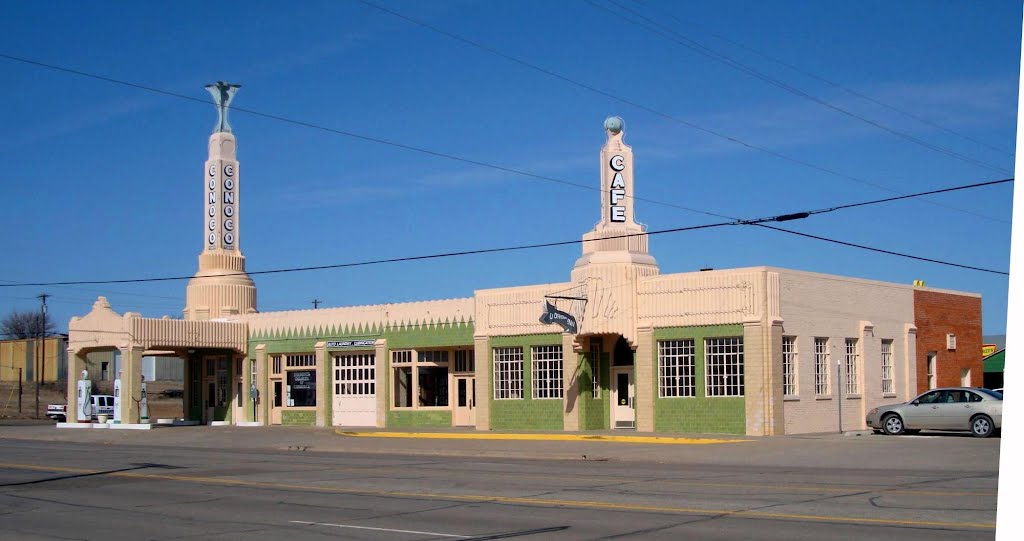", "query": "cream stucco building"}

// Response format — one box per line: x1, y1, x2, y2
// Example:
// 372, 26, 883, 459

66, 111, 980, 435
